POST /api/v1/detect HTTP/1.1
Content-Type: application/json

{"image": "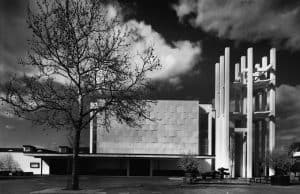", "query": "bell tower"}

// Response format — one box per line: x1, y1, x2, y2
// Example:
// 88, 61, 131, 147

214, 47, 276, 178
